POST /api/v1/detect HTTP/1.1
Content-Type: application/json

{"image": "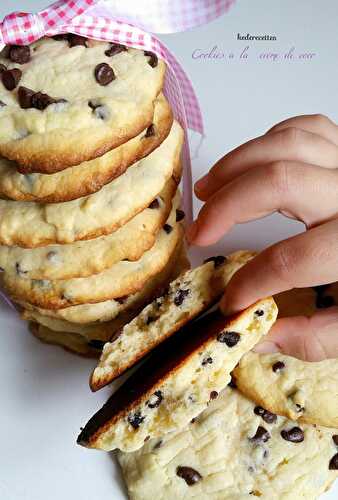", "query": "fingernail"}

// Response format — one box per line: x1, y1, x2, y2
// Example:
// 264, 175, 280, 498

195, 174, 209, 194
253, 341, 280, 354
186, 221, 199, 243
